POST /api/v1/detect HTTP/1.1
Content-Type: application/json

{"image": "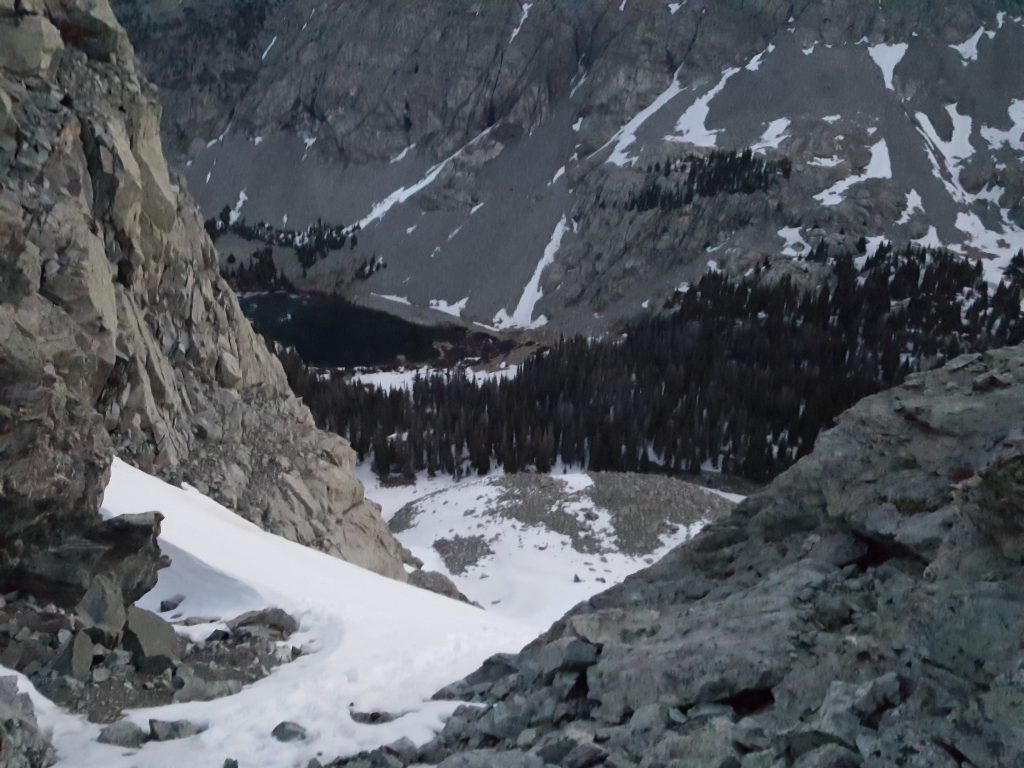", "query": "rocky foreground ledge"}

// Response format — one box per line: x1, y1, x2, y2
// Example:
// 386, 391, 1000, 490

333, 345, 1024, 767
